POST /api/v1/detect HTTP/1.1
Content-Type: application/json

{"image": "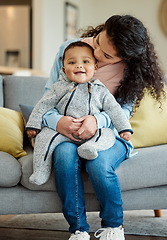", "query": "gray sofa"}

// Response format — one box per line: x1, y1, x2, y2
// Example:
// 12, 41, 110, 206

0, 74, 167, 216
